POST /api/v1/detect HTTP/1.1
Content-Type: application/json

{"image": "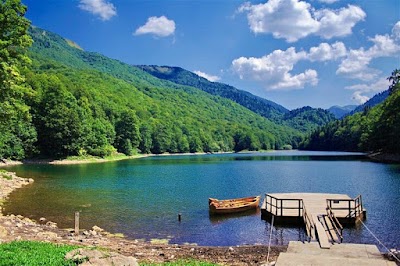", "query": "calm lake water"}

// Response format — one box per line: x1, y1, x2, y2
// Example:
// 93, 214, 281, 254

2, 151, 400, 250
